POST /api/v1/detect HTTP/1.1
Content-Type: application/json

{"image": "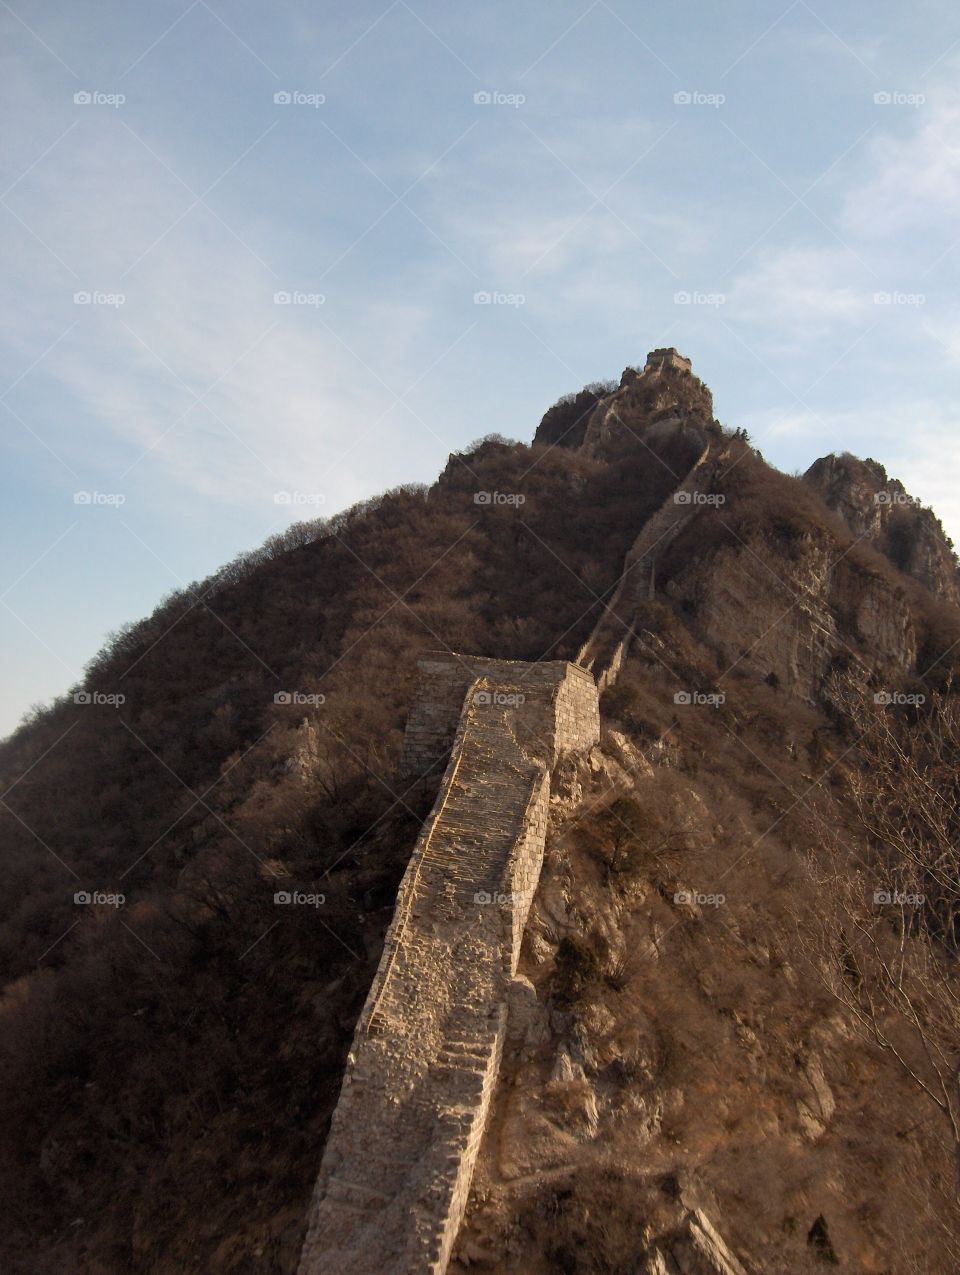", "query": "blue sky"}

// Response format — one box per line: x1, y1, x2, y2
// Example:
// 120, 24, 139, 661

2, 0, 960, 736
